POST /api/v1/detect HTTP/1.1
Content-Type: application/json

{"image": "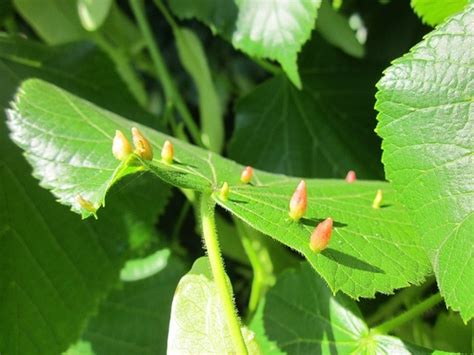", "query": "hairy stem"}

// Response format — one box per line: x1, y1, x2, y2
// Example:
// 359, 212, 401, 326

374, 293, 443, 334
200, 195, 248, 354
129, 0, 203, 146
